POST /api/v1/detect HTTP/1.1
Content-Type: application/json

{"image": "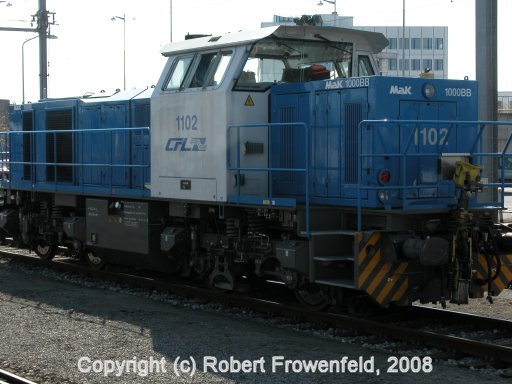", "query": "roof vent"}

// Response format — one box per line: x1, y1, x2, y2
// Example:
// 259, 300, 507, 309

185, 33, 211, 40
208, 36, 221, 42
